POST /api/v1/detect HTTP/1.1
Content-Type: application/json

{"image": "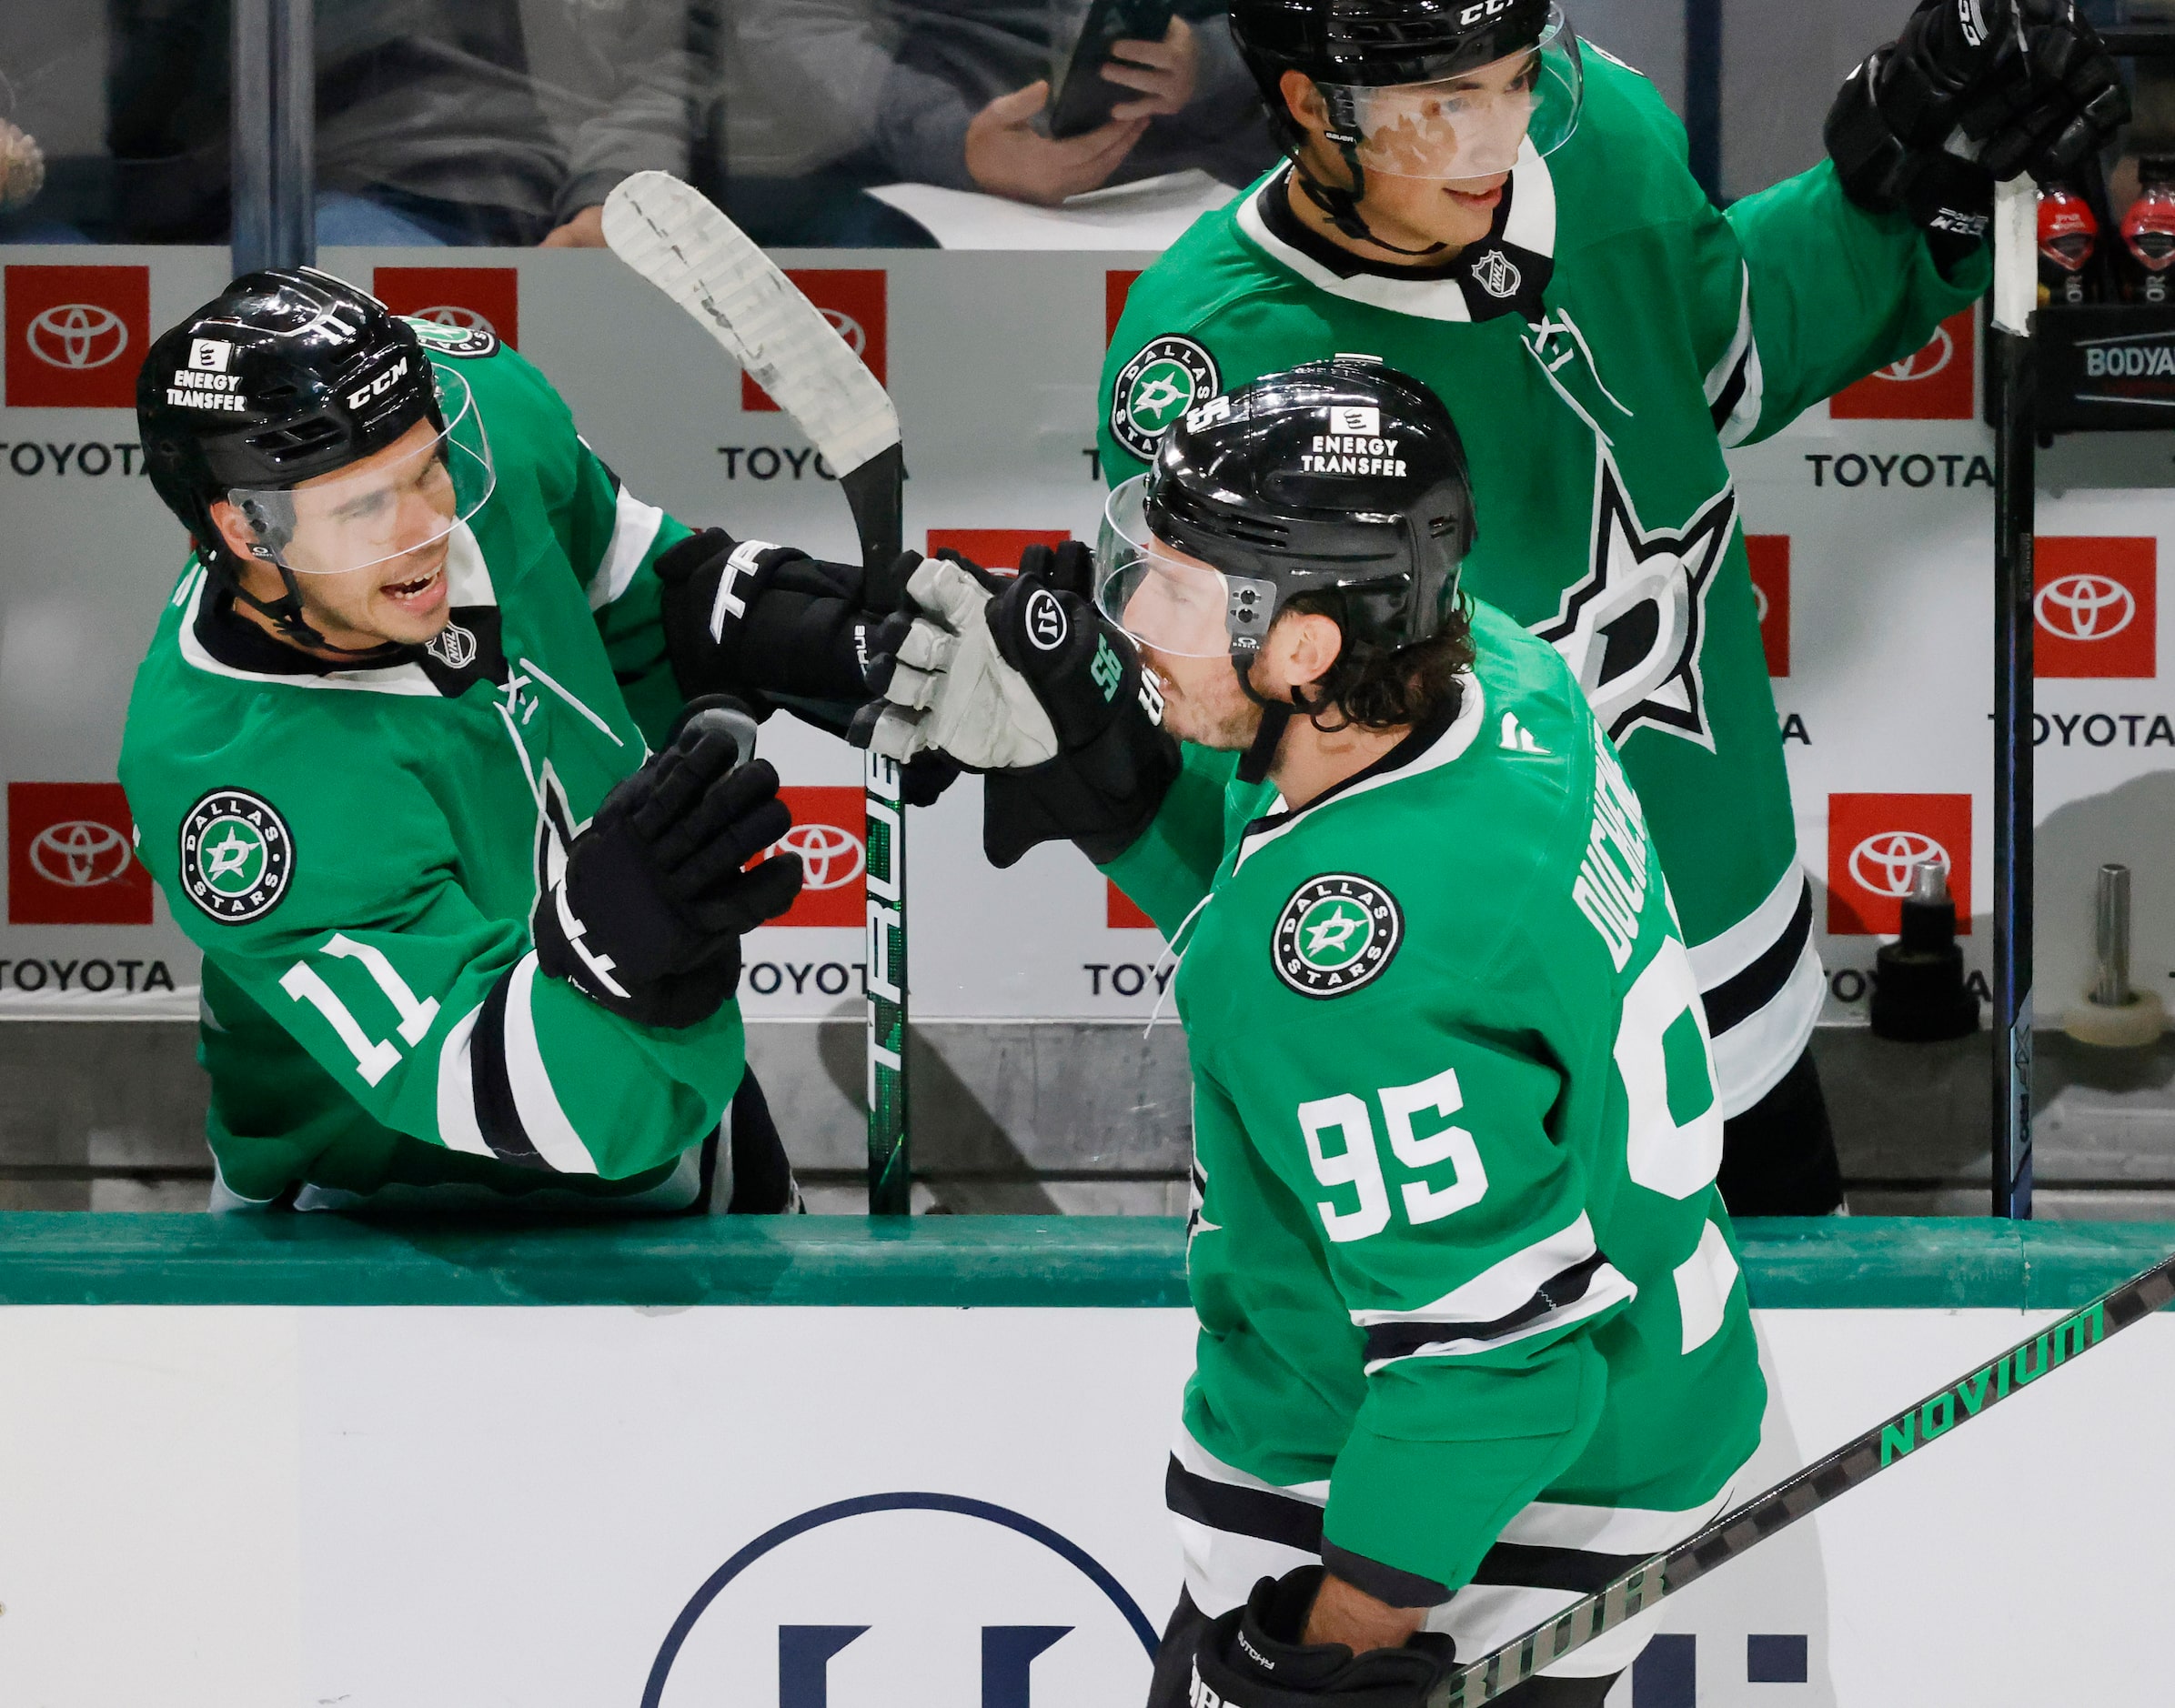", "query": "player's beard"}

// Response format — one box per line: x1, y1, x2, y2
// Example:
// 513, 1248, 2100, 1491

1146, 651, 1265, 751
